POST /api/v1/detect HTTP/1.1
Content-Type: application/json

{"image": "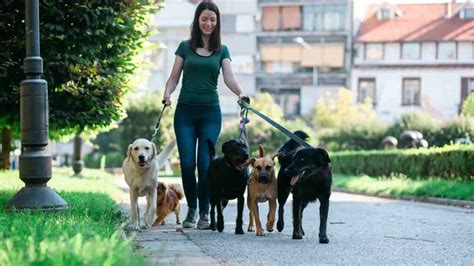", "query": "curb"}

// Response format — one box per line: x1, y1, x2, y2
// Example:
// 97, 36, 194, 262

332, 187, 474, 209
